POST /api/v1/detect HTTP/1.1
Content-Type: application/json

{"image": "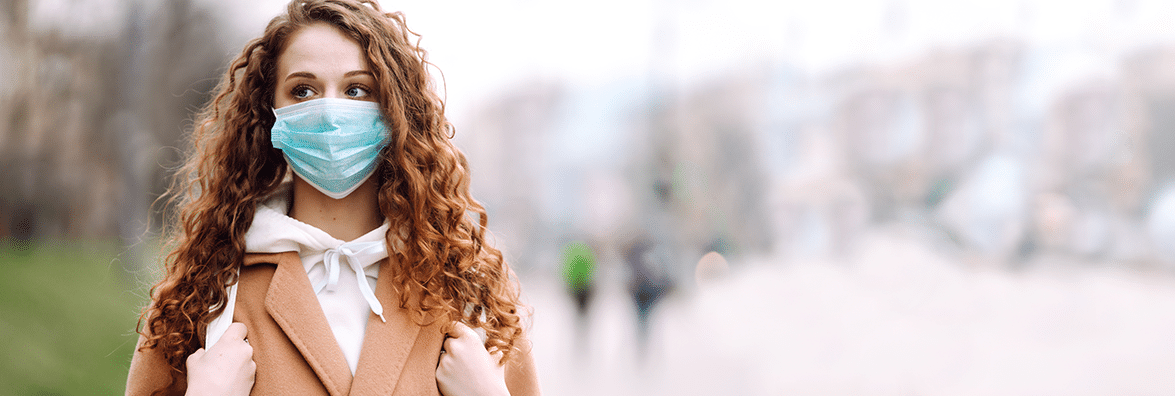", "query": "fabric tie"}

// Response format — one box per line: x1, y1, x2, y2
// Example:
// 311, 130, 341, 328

314, 240, 387, 322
